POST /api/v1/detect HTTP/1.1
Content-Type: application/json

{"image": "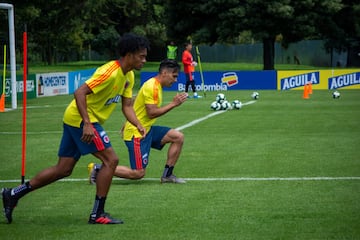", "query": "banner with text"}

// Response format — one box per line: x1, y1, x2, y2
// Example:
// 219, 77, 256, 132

36, 72, 69, 97
2, 74, 37, 100
277, 69, 360, 90
141, 71, 277, 91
